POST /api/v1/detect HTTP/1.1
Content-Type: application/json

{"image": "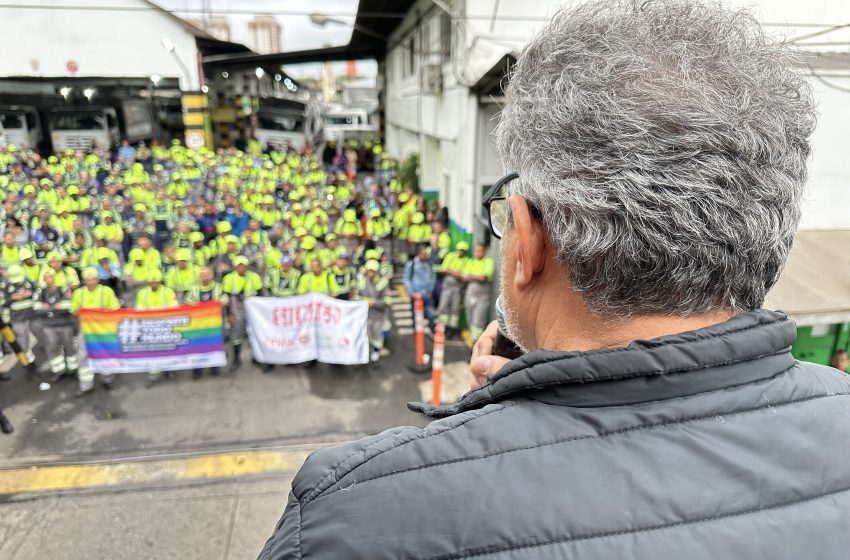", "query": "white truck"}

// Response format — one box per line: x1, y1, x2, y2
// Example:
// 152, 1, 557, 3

322, 106, 379, 145
49, 106, 120, 152
255, 110, 307, 151
49, 100, 154, 152
0, 105, 42, 150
